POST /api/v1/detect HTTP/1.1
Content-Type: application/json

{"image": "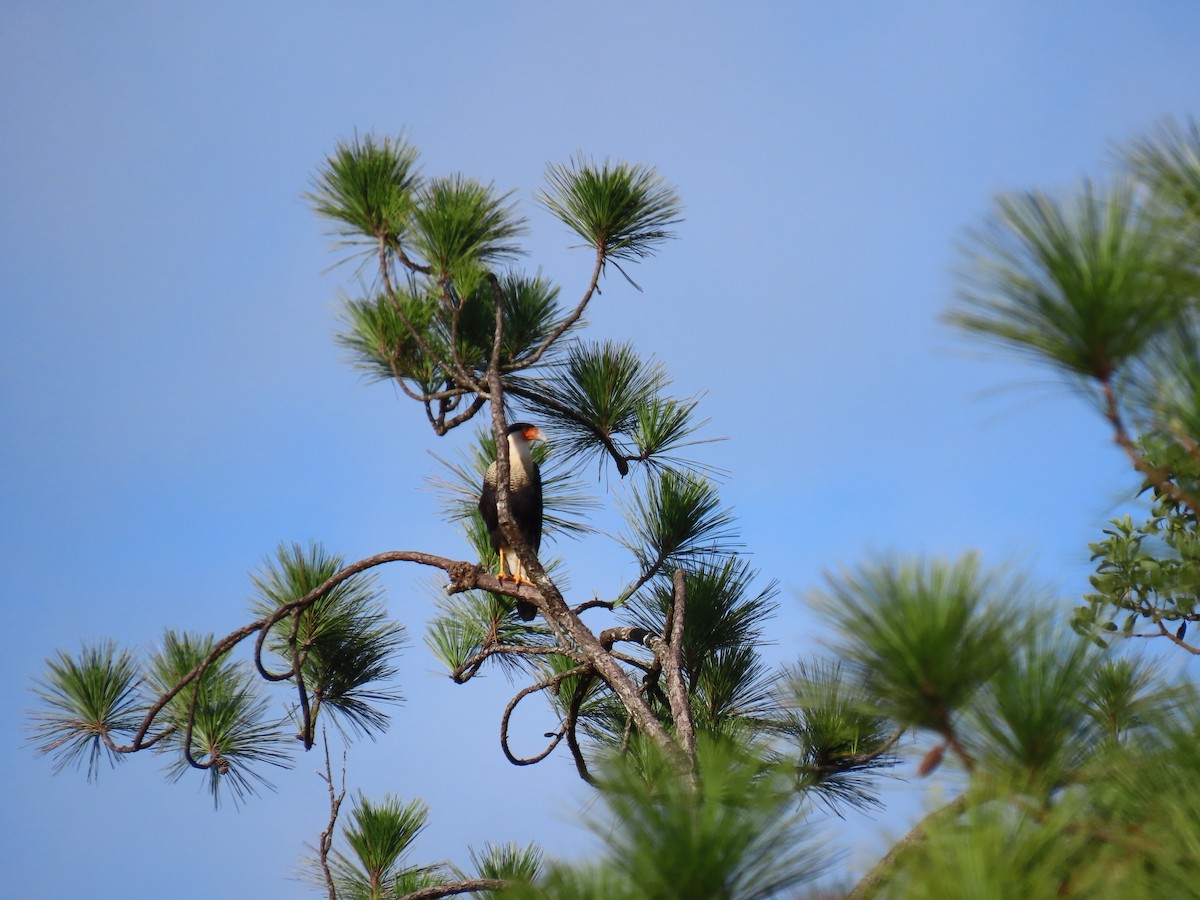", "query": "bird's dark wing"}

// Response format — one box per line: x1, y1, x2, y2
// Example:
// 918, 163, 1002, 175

512, 464, 543, 553
478, 474, 502, 551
